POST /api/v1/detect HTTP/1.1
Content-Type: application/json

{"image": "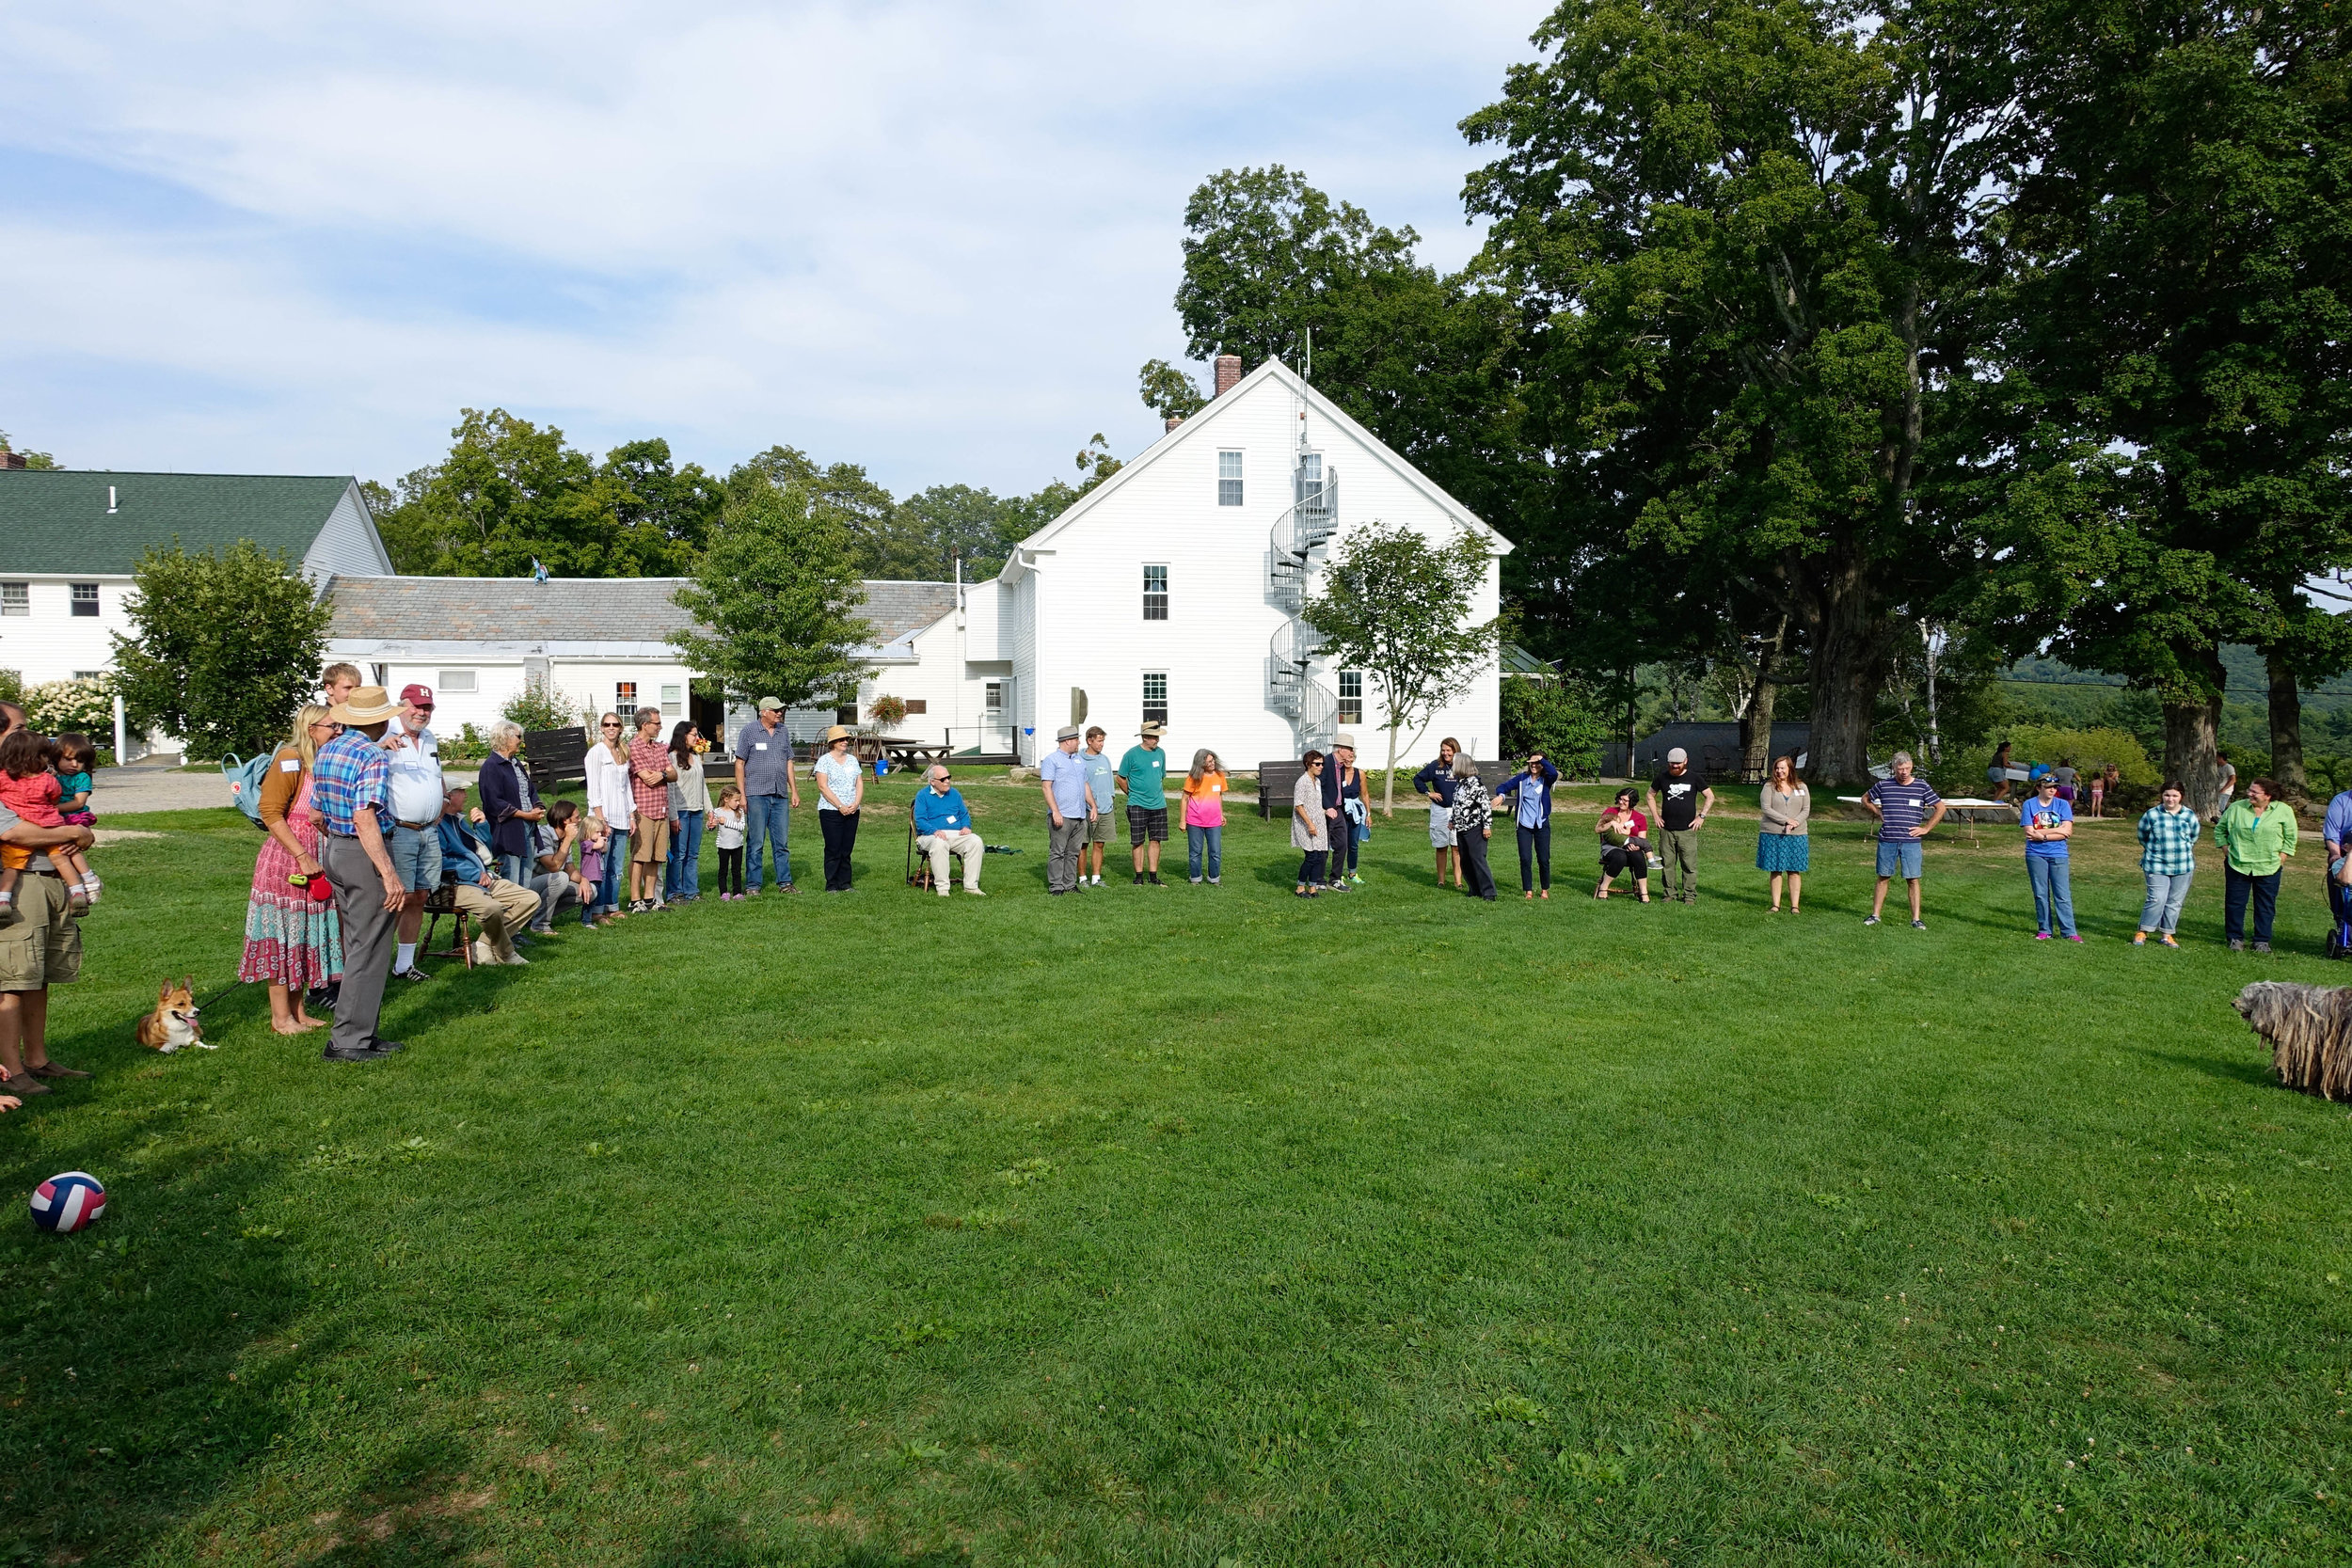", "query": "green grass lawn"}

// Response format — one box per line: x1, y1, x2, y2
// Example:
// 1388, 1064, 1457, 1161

3, 777, 2348, 1566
